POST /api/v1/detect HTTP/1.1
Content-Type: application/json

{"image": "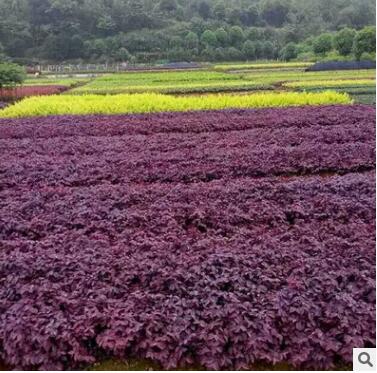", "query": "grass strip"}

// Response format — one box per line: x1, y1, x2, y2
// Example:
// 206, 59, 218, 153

284, 79, 375, 89
214, 62, 313, 70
